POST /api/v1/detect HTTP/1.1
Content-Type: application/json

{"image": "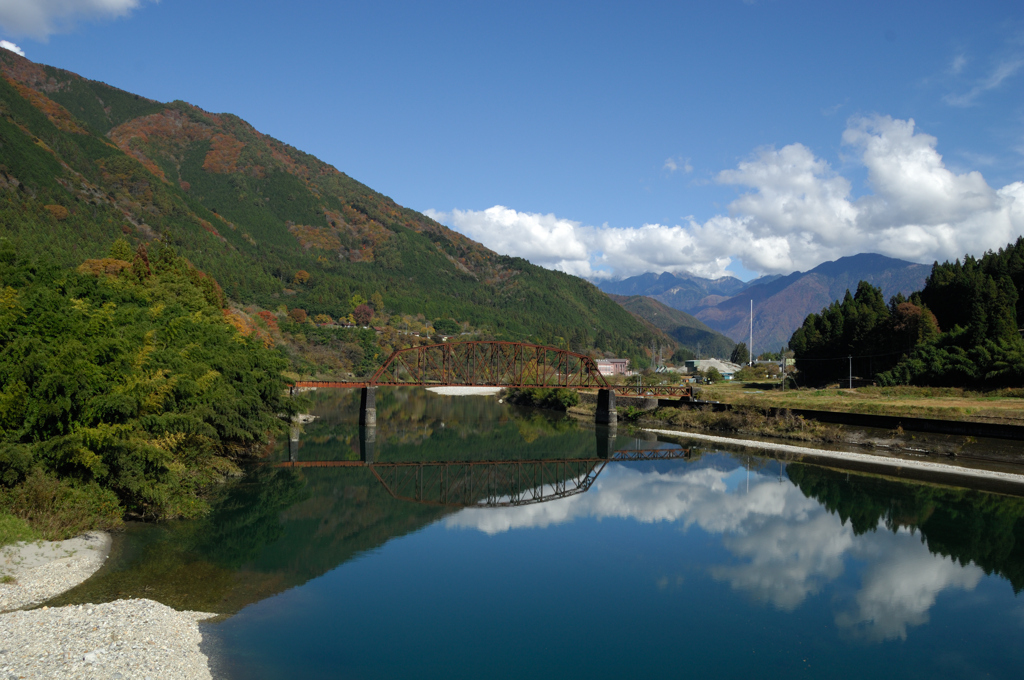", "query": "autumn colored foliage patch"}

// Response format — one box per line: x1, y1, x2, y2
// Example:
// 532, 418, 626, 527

43, 204, 69, 220
3, 75, 88, 134
256, 310, 279, 331
203, 133, 246, 174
